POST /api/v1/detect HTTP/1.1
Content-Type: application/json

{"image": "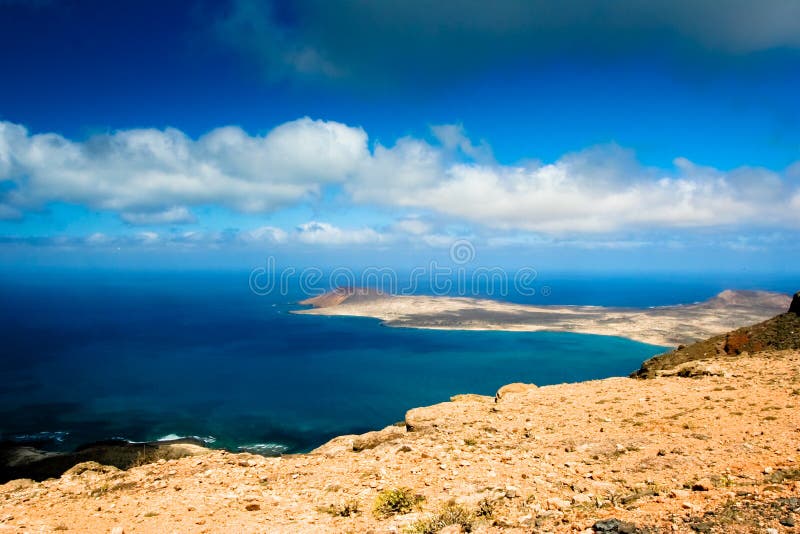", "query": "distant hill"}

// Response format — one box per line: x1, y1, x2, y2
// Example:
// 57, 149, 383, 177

633, 291, 800, 378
